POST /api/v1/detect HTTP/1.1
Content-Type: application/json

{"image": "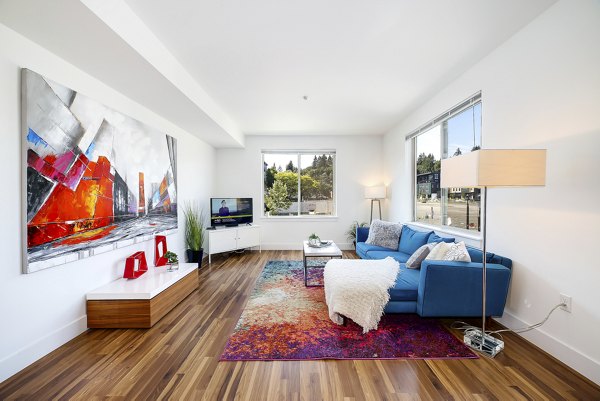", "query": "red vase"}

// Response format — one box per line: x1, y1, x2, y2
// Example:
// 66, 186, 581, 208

154, 235, 168, 266
123, 251, 148, 279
